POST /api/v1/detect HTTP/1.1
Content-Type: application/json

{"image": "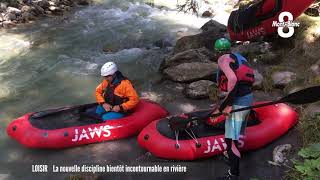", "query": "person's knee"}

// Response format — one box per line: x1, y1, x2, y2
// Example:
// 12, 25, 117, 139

102, 112, 124, 121
95, 105, 106, 115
